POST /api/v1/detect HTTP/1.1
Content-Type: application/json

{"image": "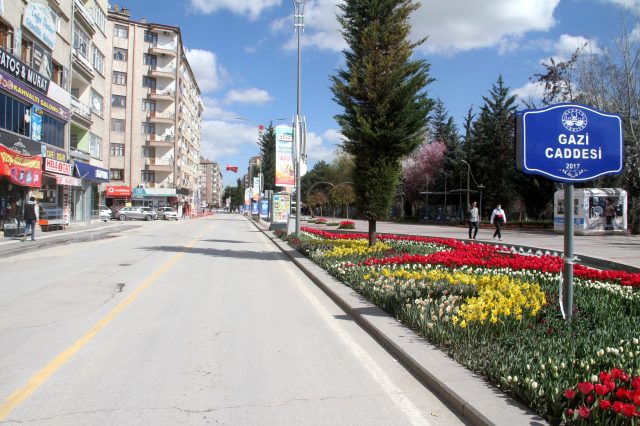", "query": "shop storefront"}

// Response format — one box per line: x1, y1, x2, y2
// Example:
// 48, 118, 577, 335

0, 145, 42, 237
72, 161, 109, 221
105, 185, 131, 209
132, 187, 177, 208
40, 150, 76, 230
